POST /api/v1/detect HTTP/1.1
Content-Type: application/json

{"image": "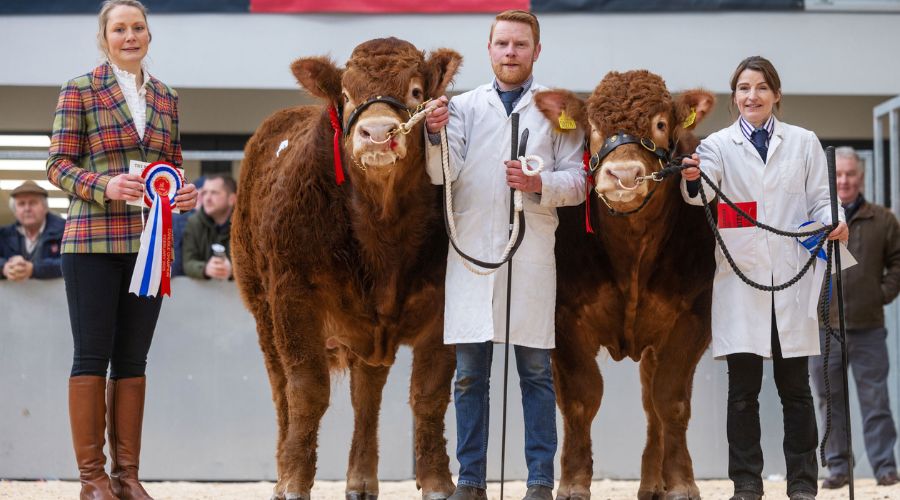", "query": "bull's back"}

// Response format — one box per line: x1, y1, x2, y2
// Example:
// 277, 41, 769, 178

233, 105, 341, 297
